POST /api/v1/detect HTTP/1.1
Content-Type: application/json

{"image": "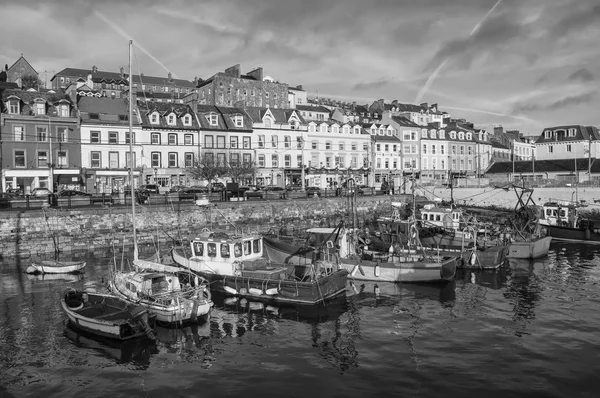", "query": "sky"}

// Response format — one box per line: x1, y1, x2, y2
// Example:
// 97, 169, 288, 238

1, 0, 599, 136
